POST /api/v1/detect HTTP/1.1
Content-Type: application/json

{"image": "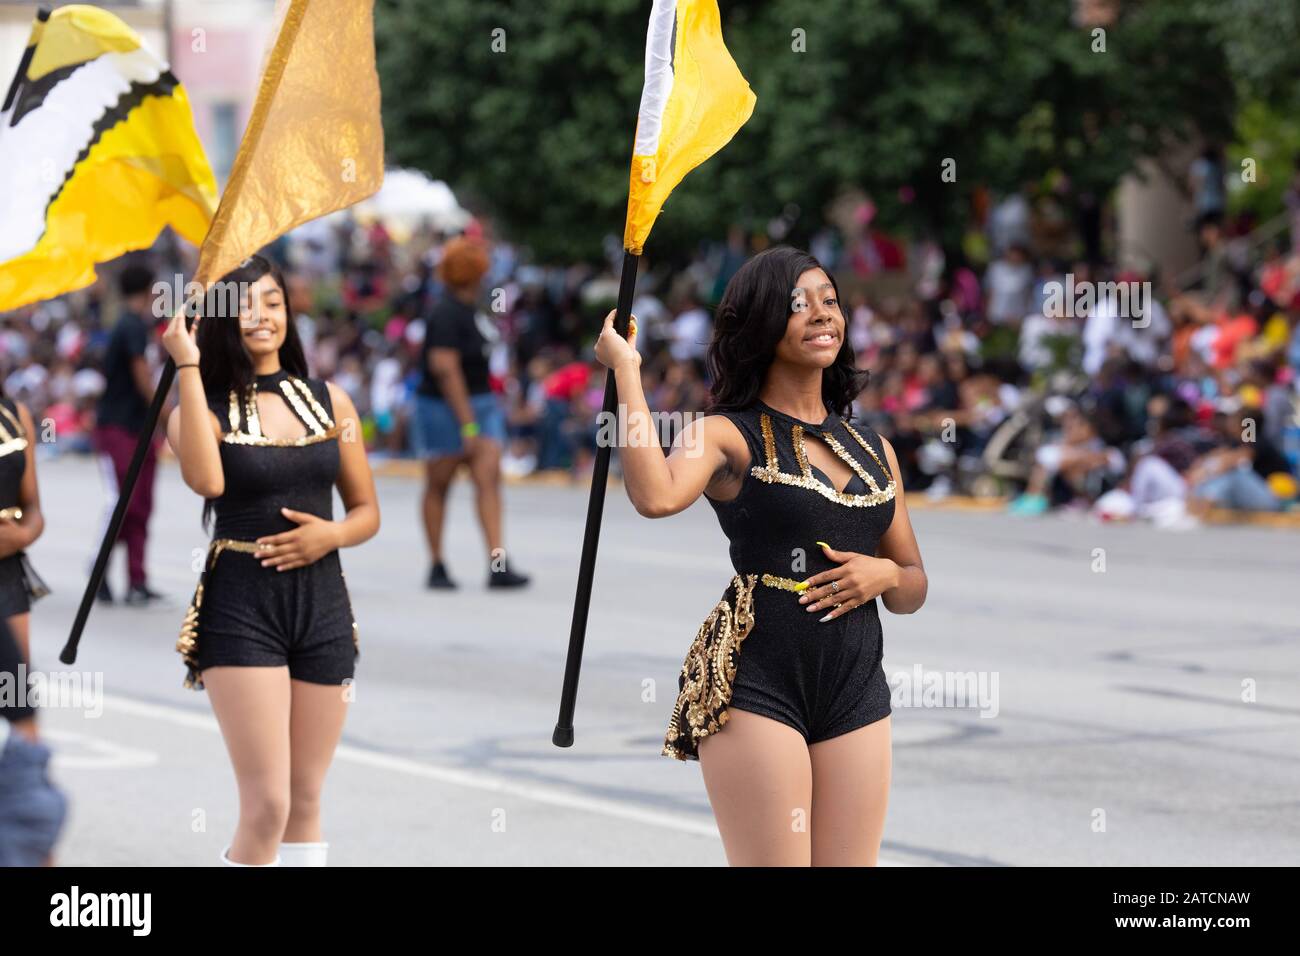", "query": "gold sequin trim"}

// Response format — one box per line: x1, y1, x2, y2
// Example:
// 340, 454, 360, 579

662, 573, 757, 761
291, 377, 335, 430
177, 538, 266, 690
222, 376, 340, 446
760, 573, 808, 593
279, 379, 325, 436
222, 426, 340, 447
0, 402, 28, 459
750, 412, 895, 508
